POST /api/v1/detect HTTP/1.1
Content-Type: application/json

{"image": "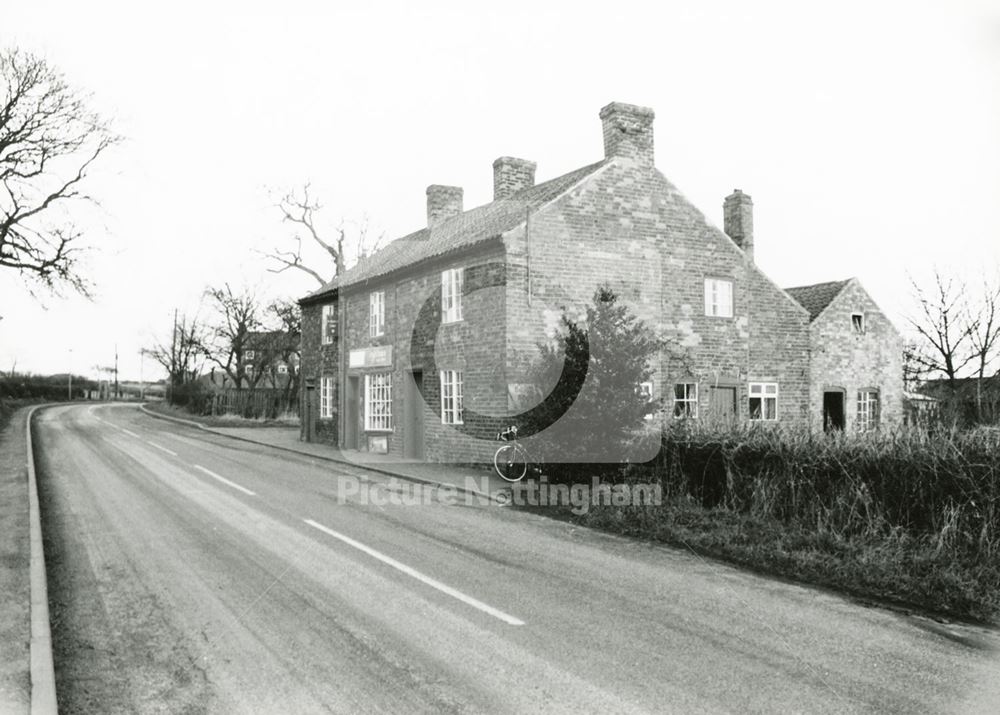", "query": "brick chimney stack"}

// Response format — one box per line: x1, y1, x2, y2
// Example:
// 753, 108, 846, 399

599, 102, 655, 166
723, 189, 754, 260
492, 157, 536, 200
426, 185, 463, 228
